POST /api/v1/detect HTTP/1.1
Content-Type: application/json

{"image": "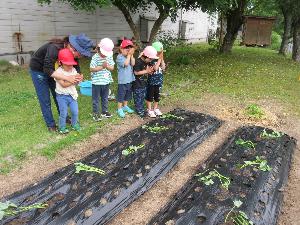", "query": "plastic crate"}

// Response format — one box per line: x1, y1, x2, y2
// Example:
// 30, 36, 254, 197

79, 80, 92, 96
